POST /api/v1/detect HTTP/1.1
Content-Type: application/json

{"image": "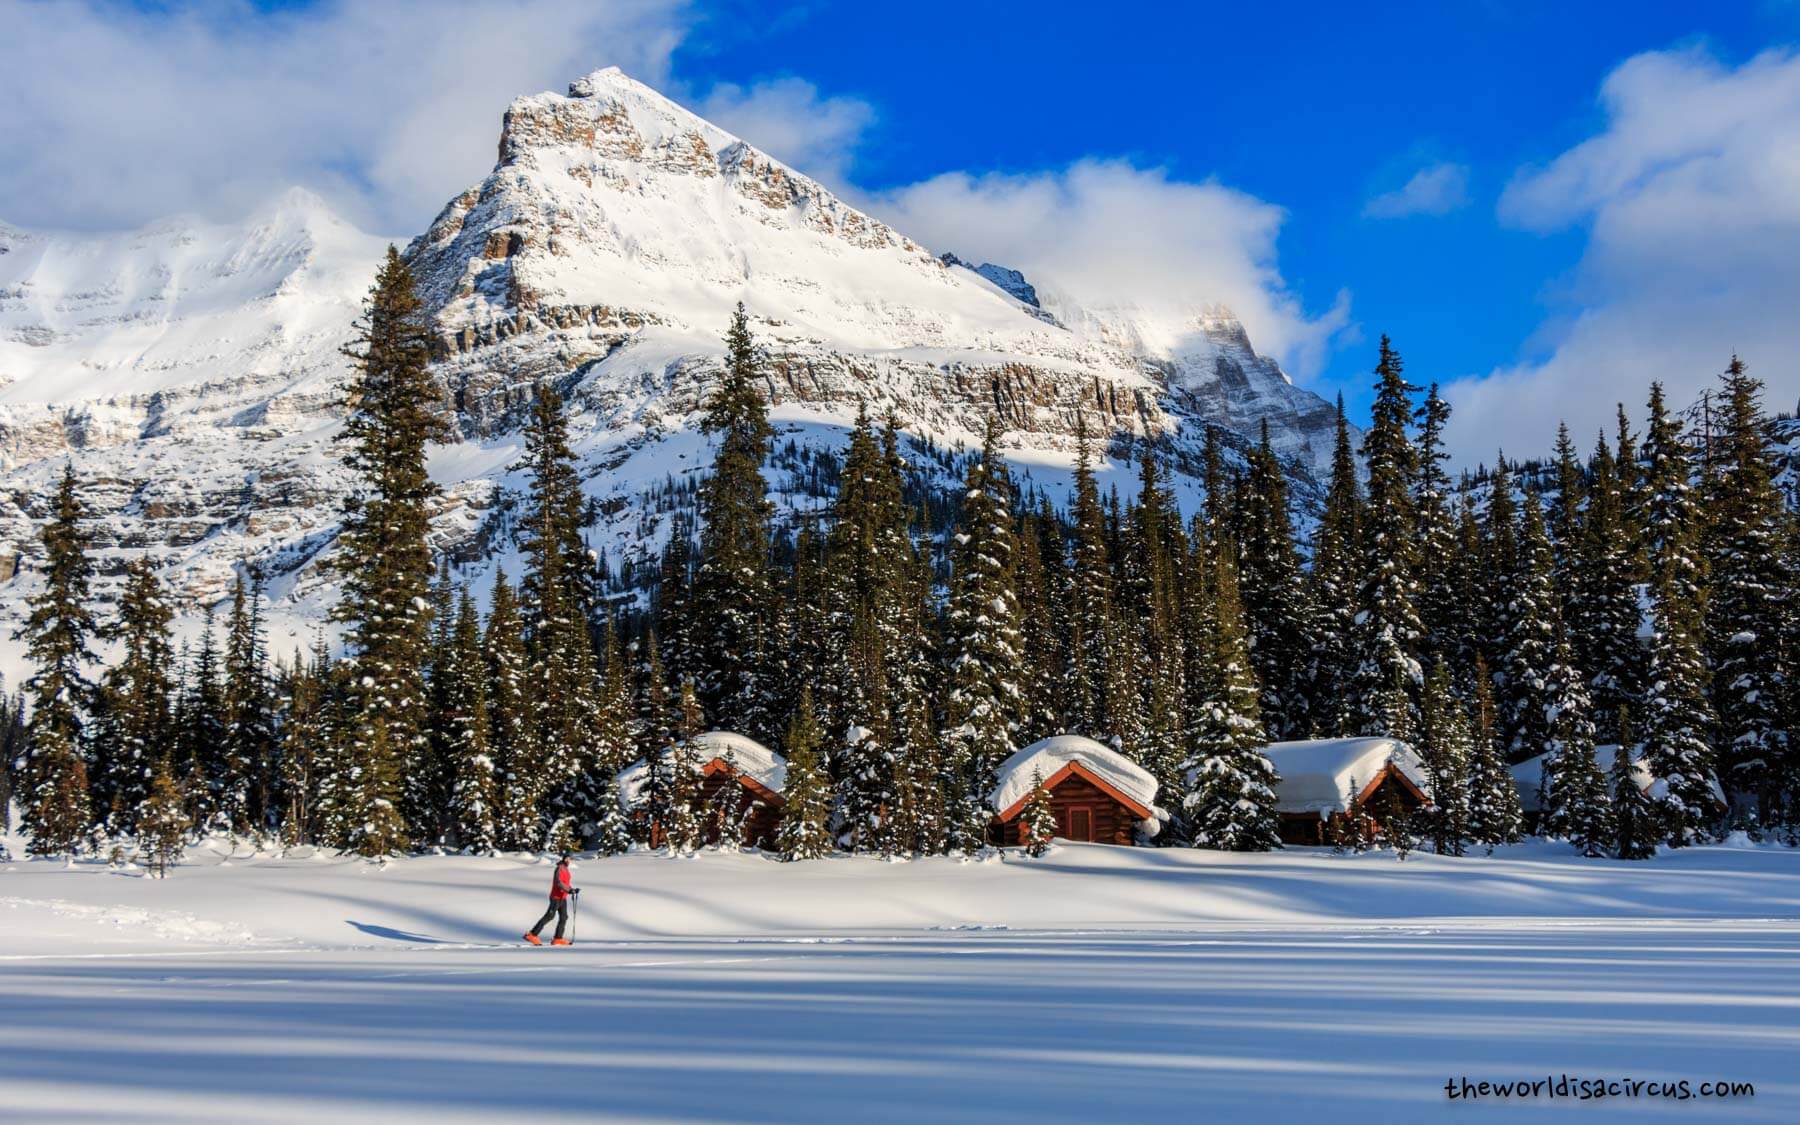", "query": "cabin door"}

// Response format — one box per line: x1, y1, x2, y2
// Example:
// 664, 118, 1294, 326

1062, 806, 1094, 842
